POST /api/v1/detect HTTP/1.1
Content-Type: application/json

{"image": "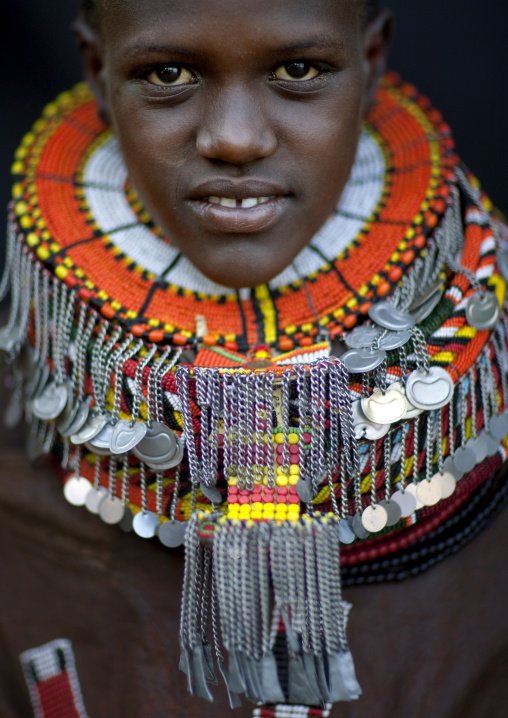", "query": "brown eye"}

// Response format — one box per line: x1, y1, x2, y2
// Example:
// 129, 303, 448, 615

147, 65, 195, 86
273, 62, 320, 82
